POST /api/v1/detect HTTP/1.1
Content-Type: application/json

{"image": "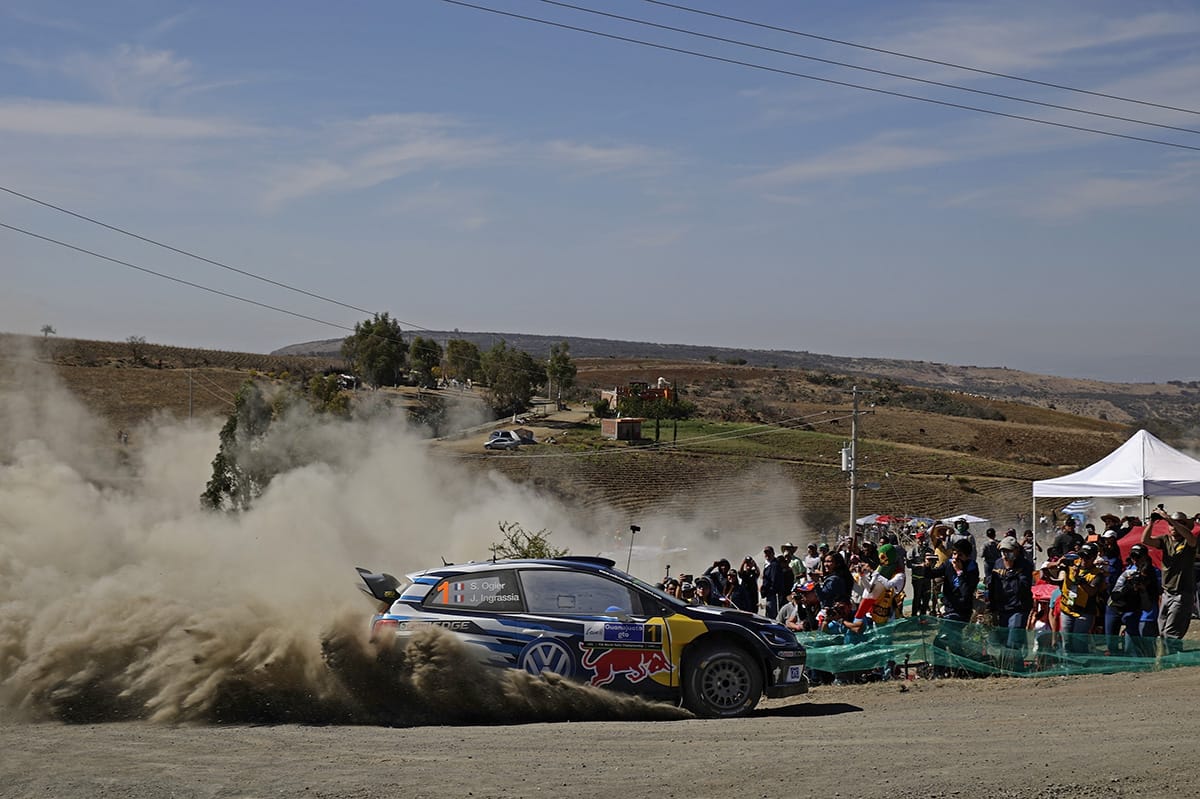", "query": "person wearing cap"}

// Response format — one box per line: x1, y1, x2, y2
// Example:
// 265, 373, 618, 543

1084, 523, 1098, 544
1098, 530, 1124, 601
1052, 517, 1084, 556
1105, 543, 1162, 657
778, 581, 819, 631
948, 518, 977, 564
781, 542, 806, 583
986, 536, 1034, 666
1141, 509, 1198, 653
1051, 541, 1106, 654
